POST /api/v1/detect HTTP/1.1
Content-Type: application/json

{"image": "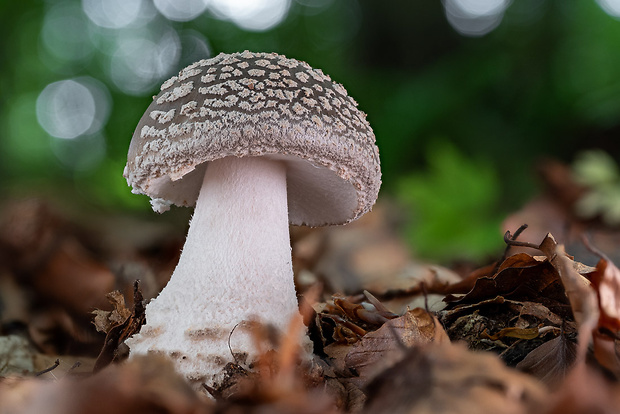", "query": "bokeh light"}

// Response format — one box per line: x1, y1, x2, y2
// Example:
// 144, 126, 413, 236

153, 0, 209, 22
295, 0, 334, 15
596, 0, 620, 18
82, 0, 147, 29
178, 29, 212, 67
36, 78, 110, 140
208, 0, 292, 31
51, 132, 107, 171
444, 0, 511, 37
40, 2, 93, 65
108, 27, 180, 95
